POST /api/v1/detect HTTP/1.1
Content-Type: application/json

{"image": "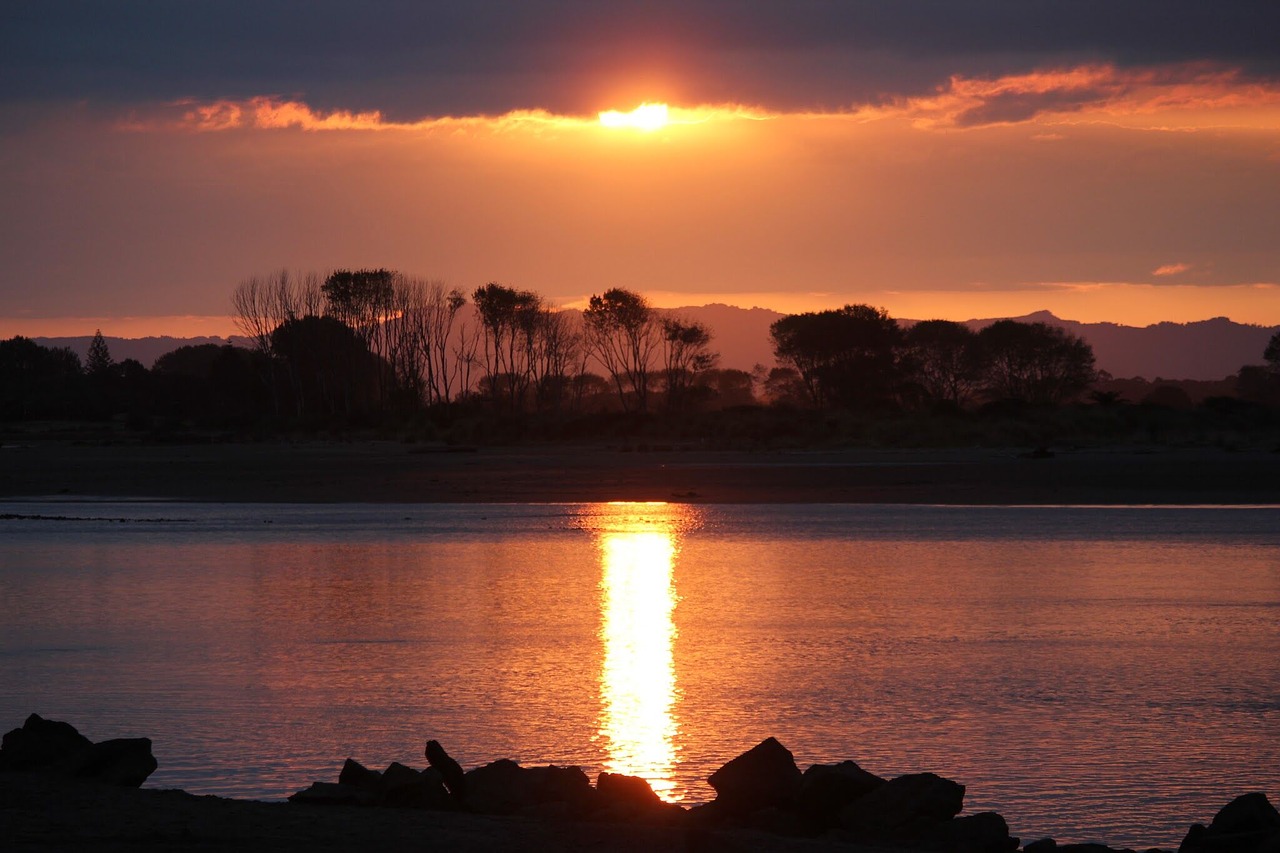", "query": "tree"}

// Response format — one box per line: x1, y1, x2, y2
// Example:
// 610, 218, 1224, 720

1265, 330, 1280, 372
976, 320, 1096, 405
0, 336, 83, 419
271, 315, 380, 418
582, 288, 661, 413
903, 320, 983, 410
472, 282, 545, 412
769, 304, 903, 410
660, 317, 717, 412
87, 330, 114, 377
